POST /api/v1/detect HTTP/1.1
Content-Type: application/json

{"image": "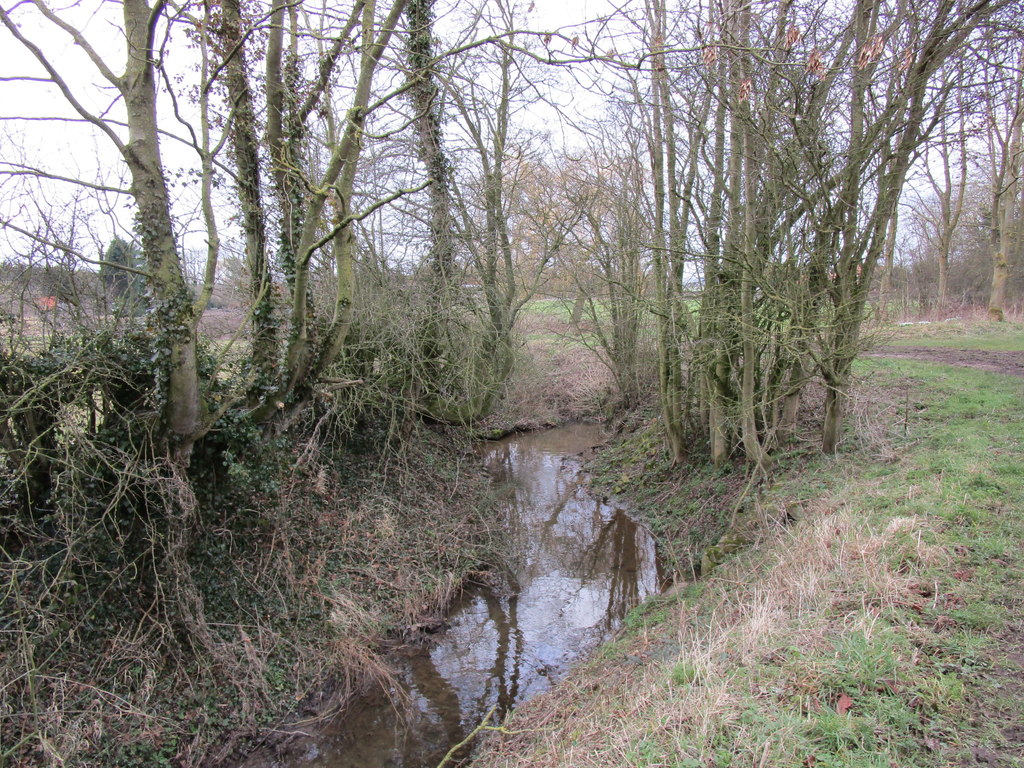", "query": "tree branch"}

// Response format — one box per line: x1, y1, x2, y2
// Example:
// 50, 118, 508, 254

0, 163, 131, 195
30, 0, 123, 88
0, 6, 126, 152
